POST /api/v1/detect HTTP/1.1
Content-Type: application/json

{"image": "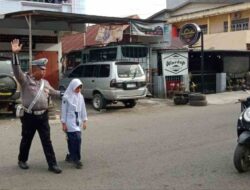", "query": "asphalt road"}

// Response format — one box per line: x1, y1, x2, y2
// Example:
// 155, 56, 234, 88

0, 99, 249, 190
